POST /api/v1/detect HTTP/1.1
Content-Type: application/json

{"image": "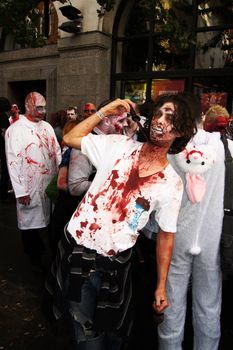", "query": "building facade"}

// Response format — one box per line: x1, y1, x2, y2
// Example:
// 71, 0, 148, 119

0, 0, 232, 117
